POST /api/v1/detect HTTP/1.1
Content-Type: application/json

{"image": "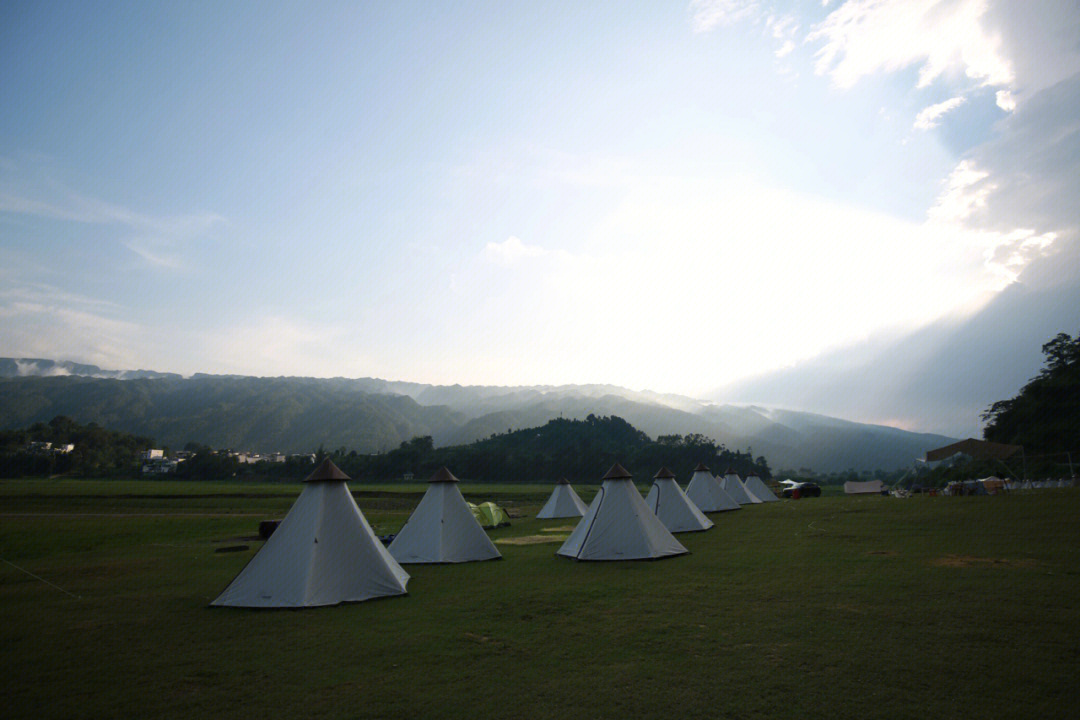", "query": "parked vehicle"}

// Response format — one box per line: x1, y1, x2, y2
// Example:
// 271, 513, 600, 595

780, 481, 821, 498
